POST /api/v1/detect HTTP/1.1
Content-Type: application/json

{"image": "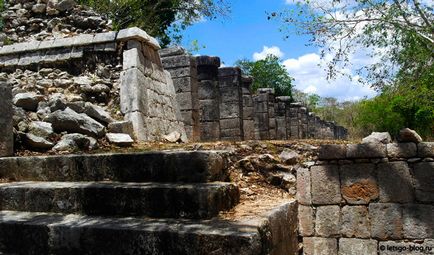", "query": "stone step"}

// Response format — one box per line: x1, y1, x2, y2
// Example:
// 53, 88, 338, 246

0, 201, 297, 255
0, 151, 227, 183
0, 181, 239, 219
